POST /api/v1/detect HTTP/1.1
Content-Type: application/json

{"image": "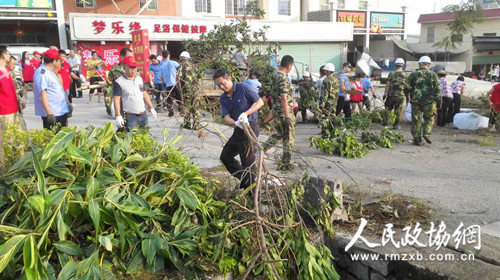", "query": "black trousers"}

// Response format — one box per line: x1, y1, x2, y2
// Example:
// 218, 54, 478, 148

437, 97, 453, 126
448, 93, 461, 122
42, 115, 68, 131
89, 77, 103, 94
363, 94, 370, 110
70, 71, 82, 98
163, 85, 182, 114
336, 96, 352, 119
220, 122, 260, 189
